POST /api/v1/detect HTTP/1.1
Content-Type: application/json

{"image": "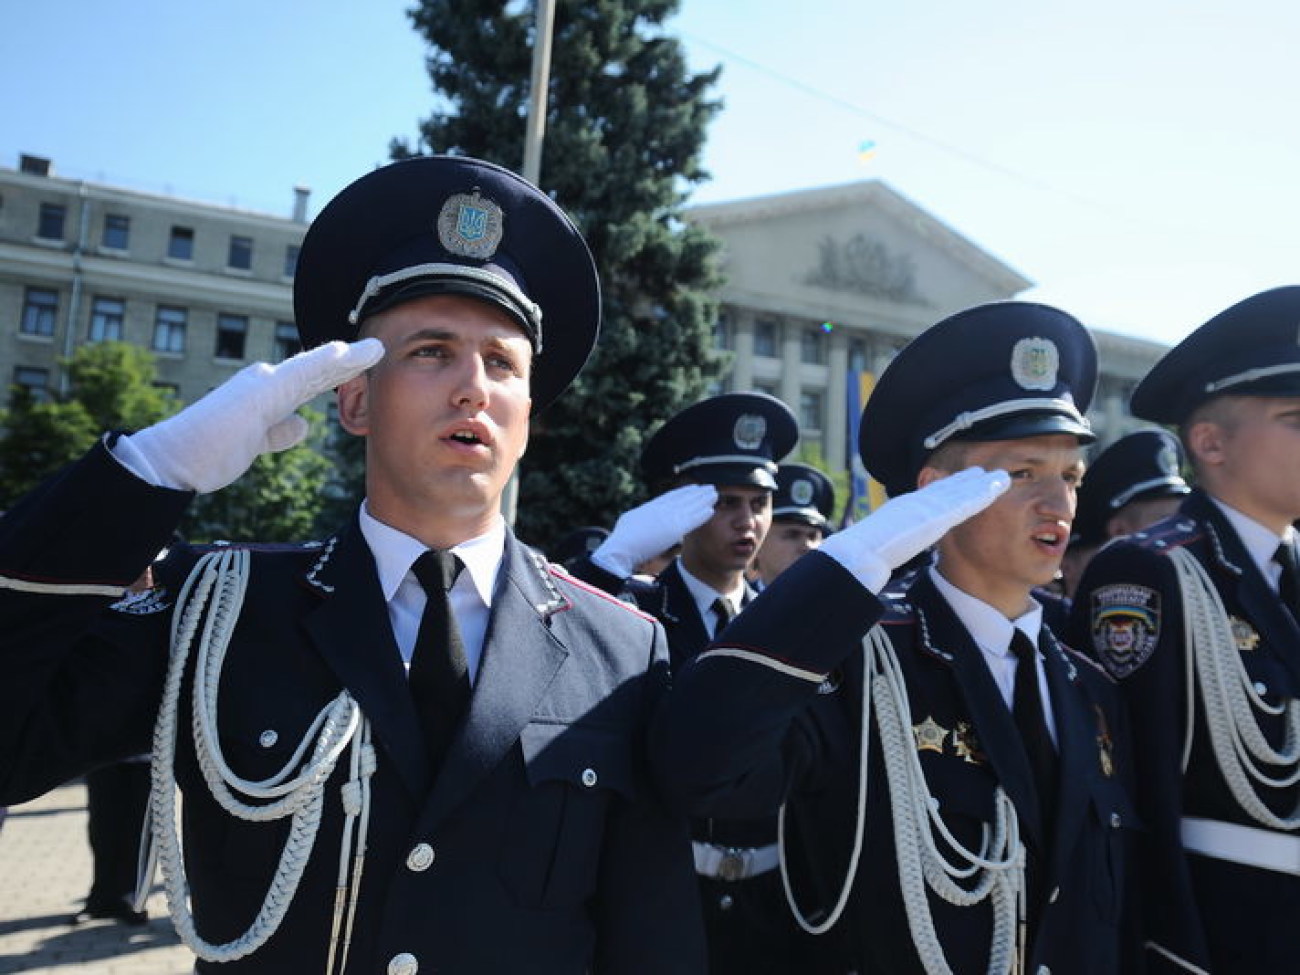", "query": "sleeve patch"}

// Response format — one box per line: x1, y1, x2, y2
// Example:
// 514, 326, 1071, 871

1090, 583, 1160, 679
